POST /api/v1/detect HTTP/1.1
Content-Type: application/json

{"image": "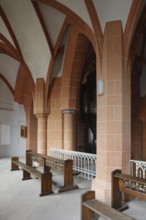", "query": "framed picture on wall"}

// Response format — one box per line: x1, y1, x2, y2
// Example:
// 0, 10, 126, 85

20, 125, 27, 138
